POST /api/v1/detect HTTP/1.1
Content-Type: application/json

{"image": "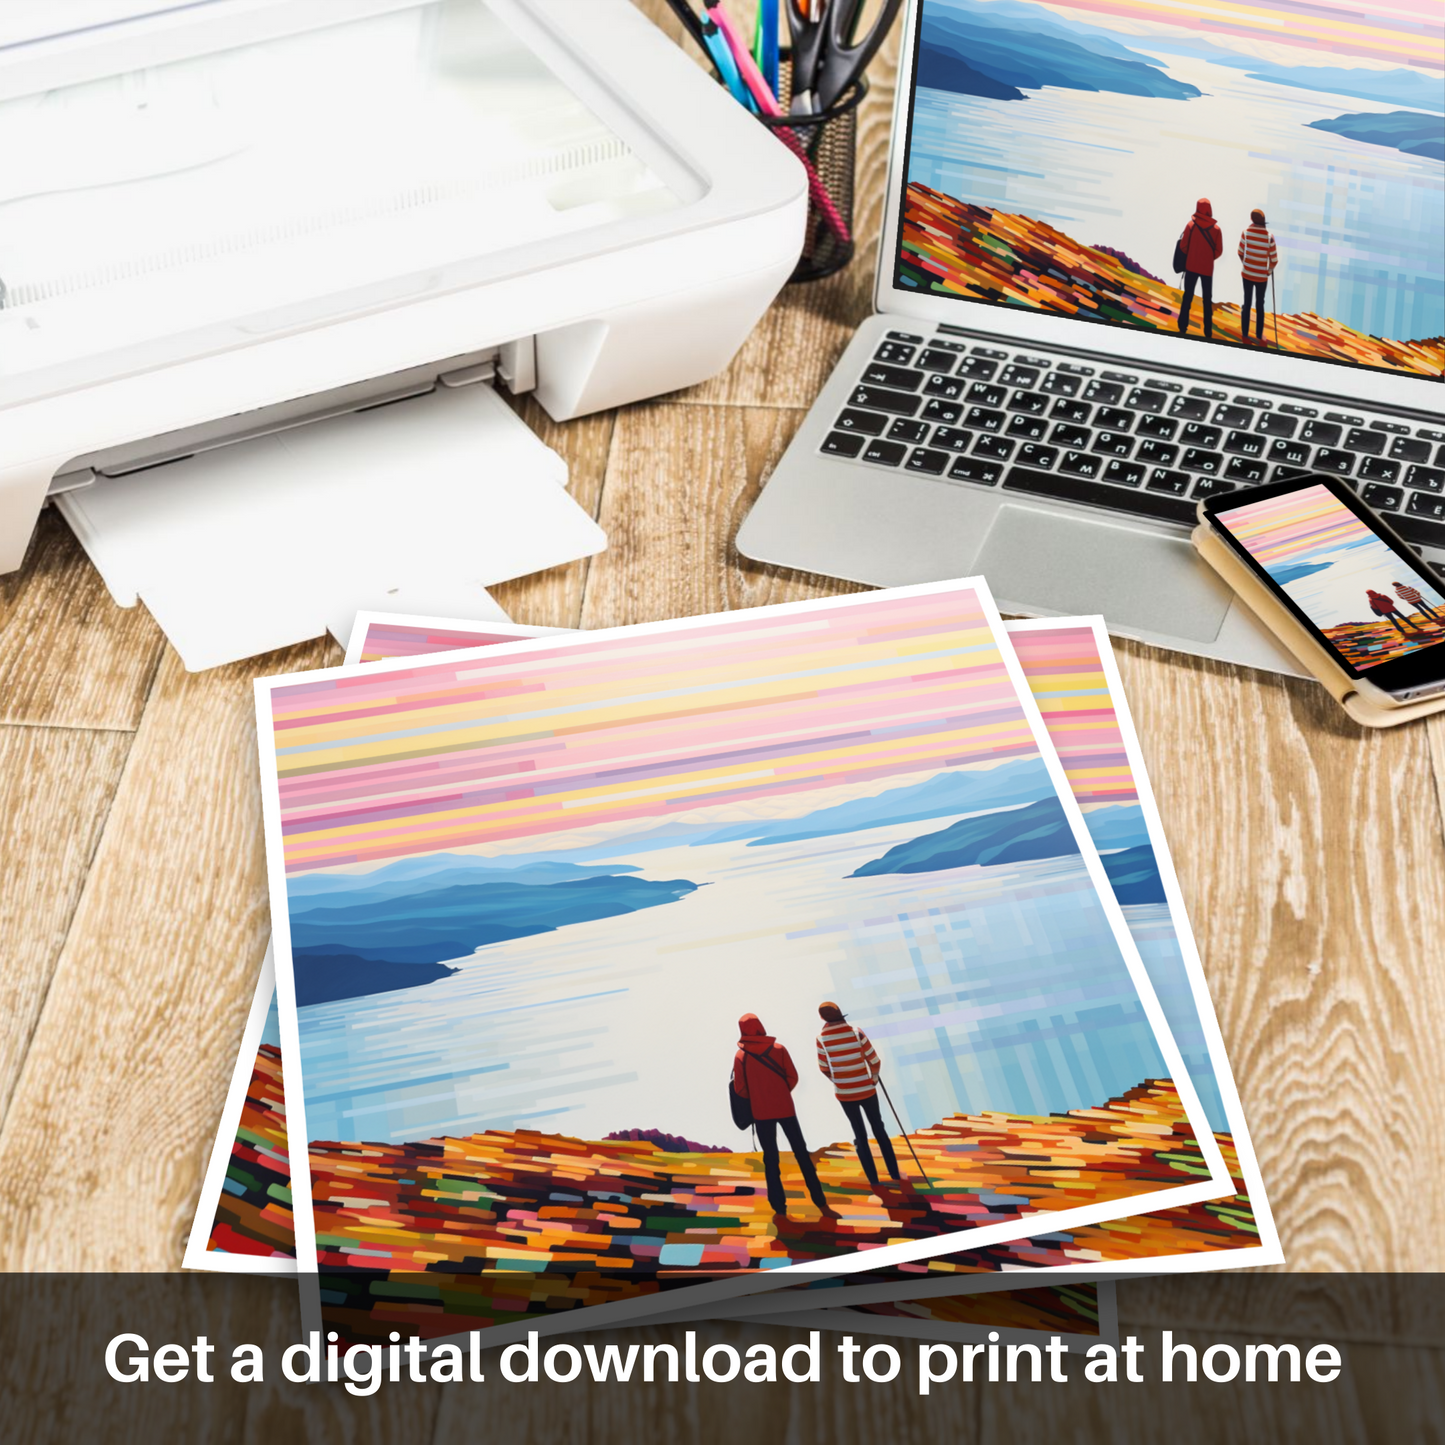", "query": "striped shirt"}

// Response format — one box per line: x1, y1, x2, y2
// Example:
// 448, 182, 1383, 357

1395, 583, 1428, 606
817, 1022, 881, 1101
1238, 225, 1278, 283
